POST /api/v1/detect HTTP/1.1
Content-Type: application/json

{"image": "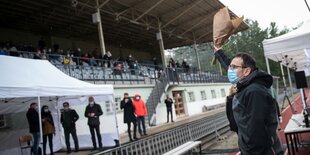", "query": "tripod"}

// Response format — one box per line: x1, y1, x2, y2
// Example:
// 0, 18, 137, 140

281, 86, 296, 114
